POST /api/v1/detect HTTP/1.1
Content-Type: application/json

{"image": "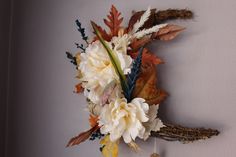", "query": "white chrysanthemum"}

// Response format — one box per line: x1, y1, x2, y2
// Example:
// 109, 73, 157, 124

98, 98, 149, 143
78, 40, 132, 105
143, 105, 165, 140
